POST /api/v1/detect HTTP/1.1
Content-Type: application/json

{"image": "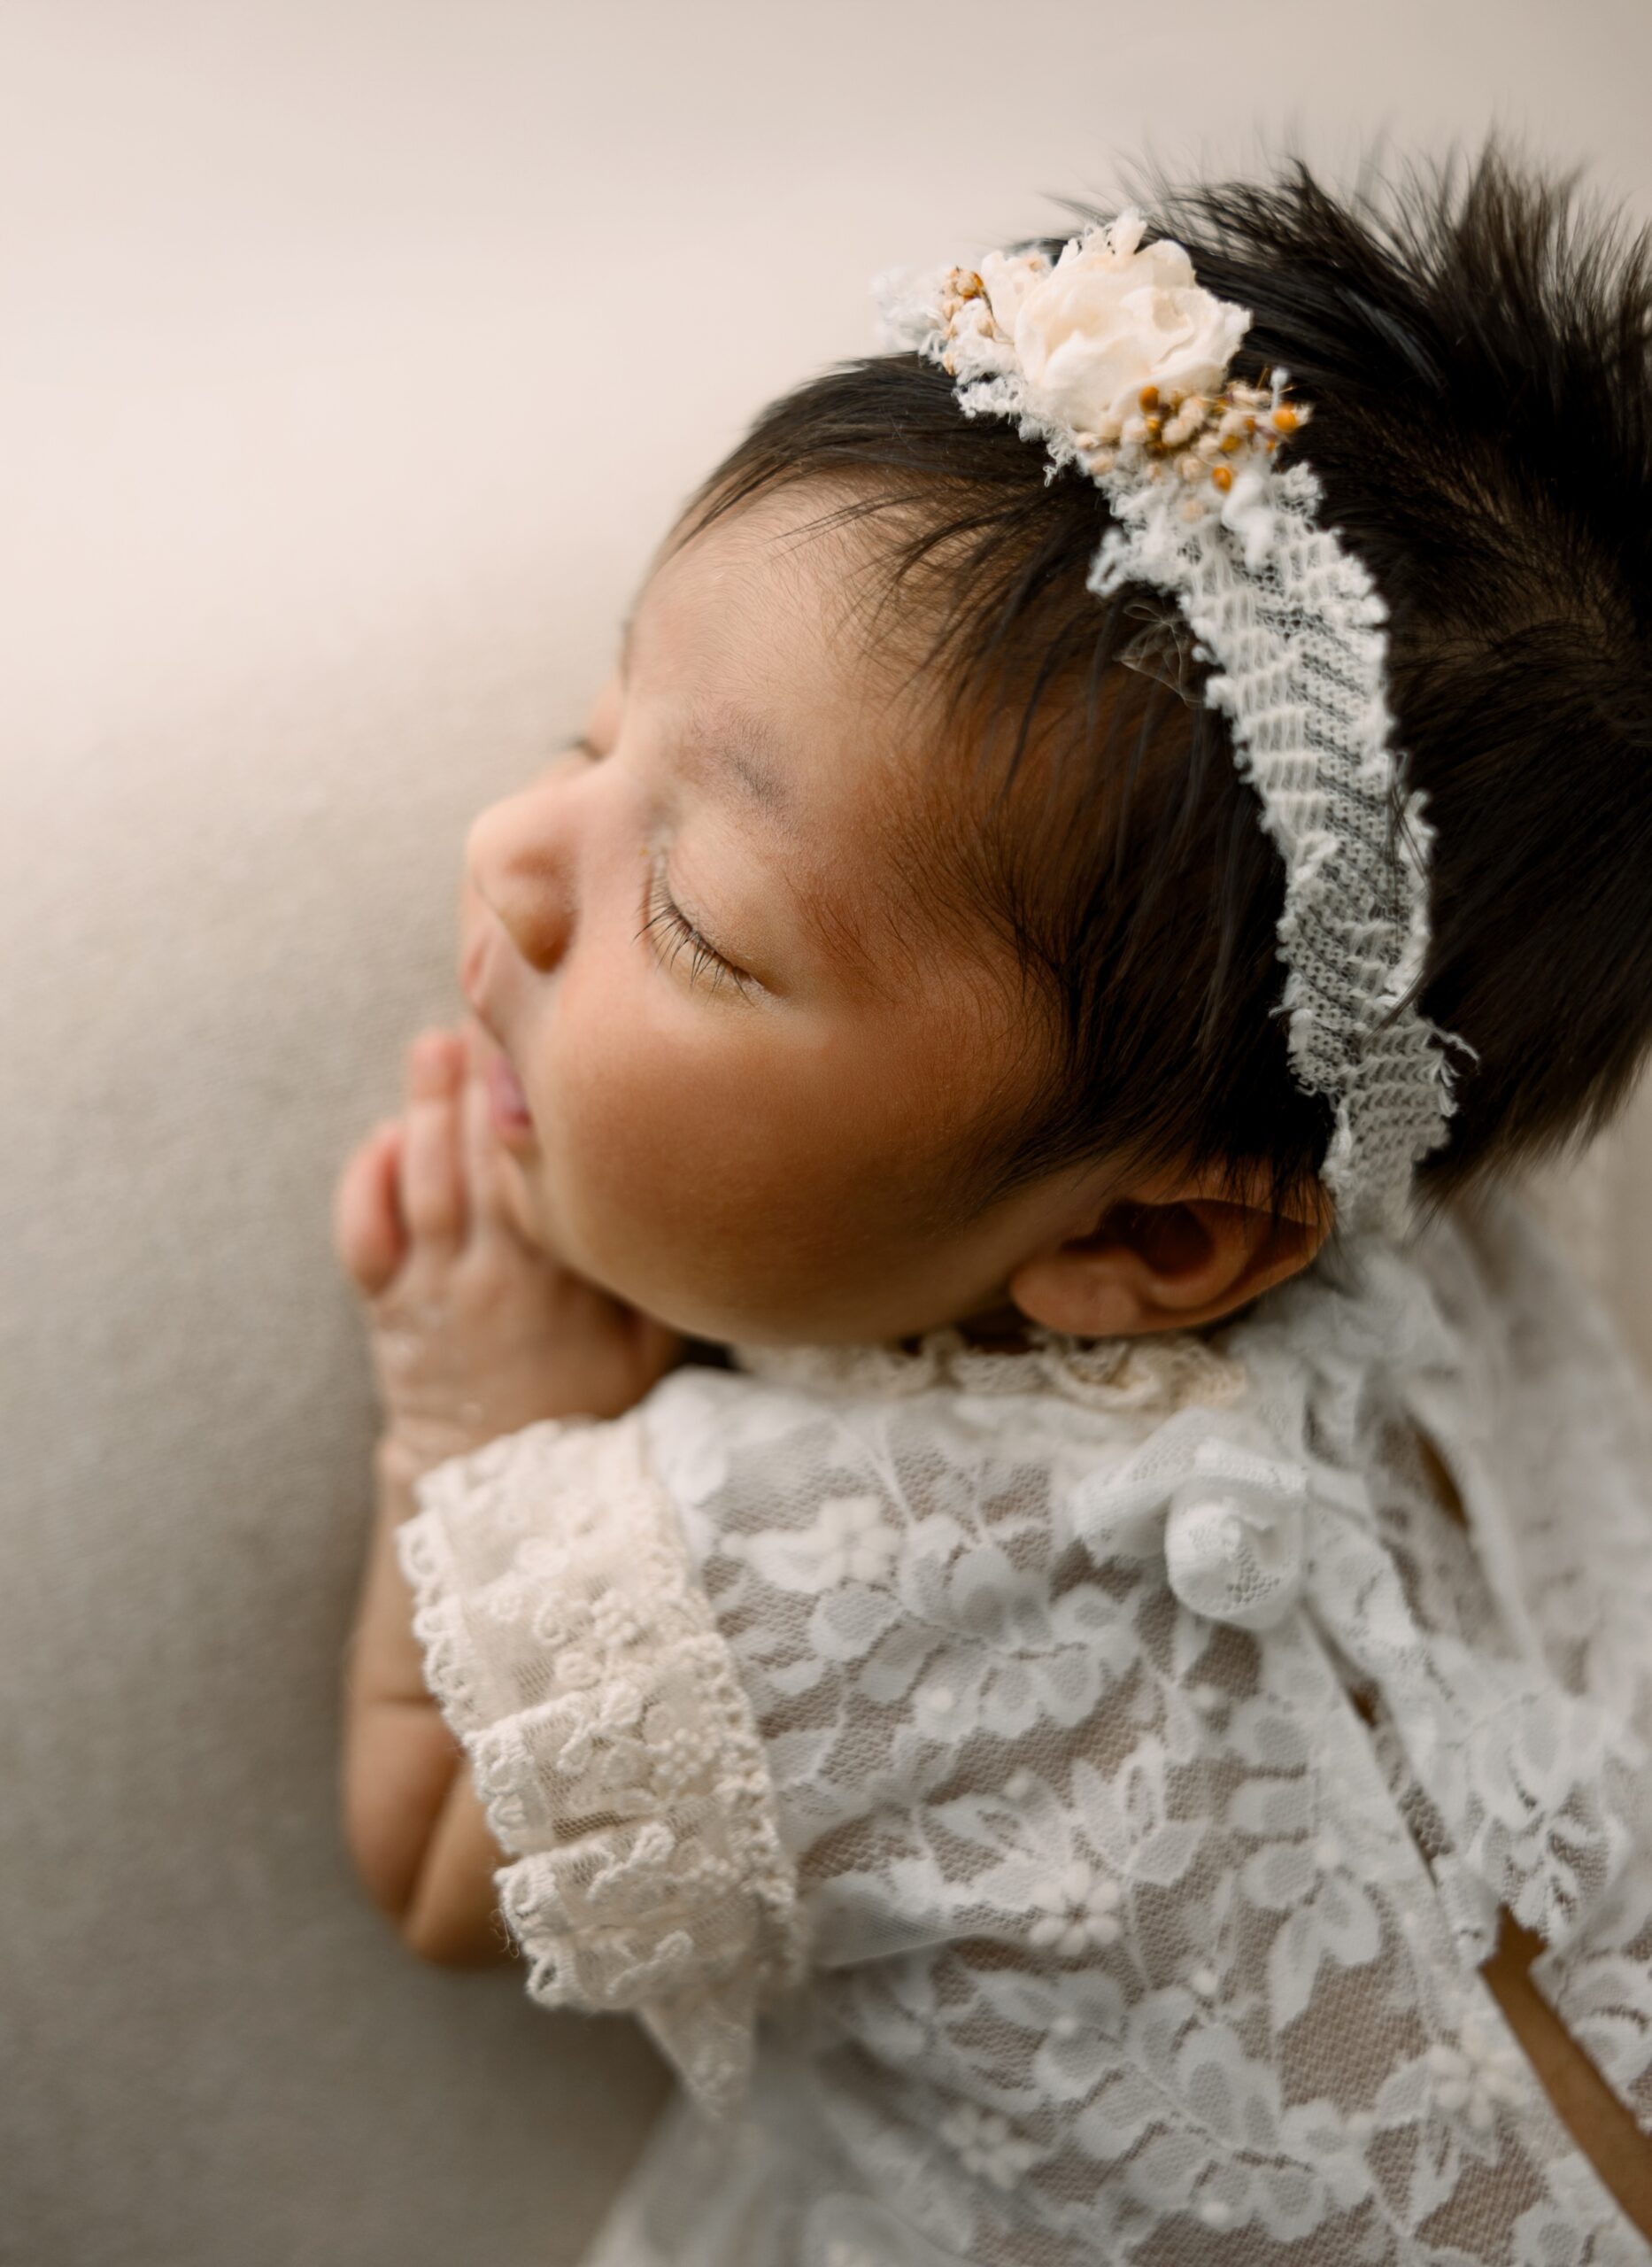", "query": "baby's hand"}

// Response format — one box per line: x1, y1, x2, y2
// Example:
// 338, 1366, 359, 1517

333, 1025, 684, 1476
